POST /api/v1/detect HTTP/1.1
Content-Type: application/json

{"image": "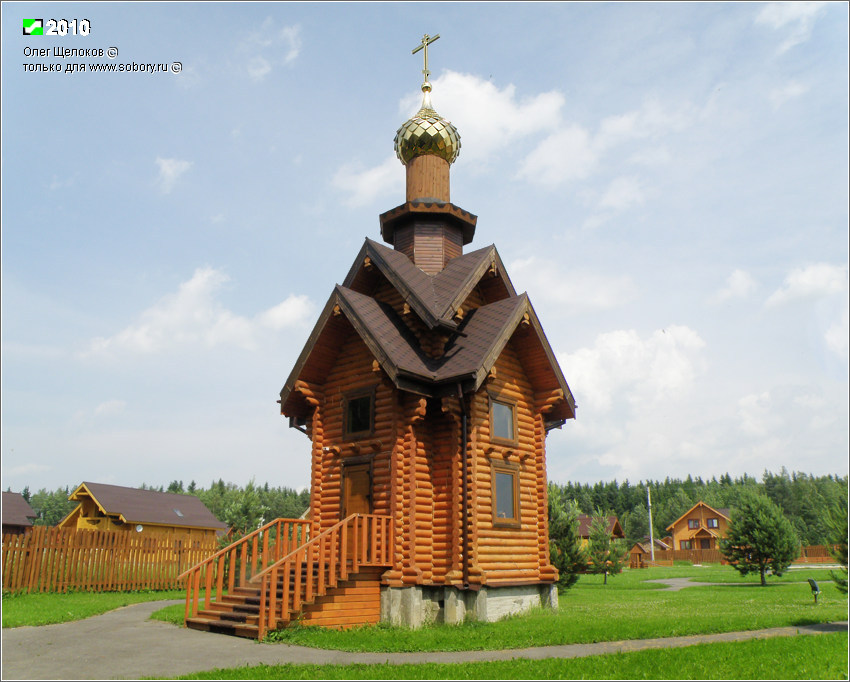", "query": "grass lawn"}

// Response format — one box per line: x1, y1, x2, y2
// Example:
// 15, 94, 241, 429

233, 565, 846, 652
163, 631, 848, 680
1, 589, 185, 628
